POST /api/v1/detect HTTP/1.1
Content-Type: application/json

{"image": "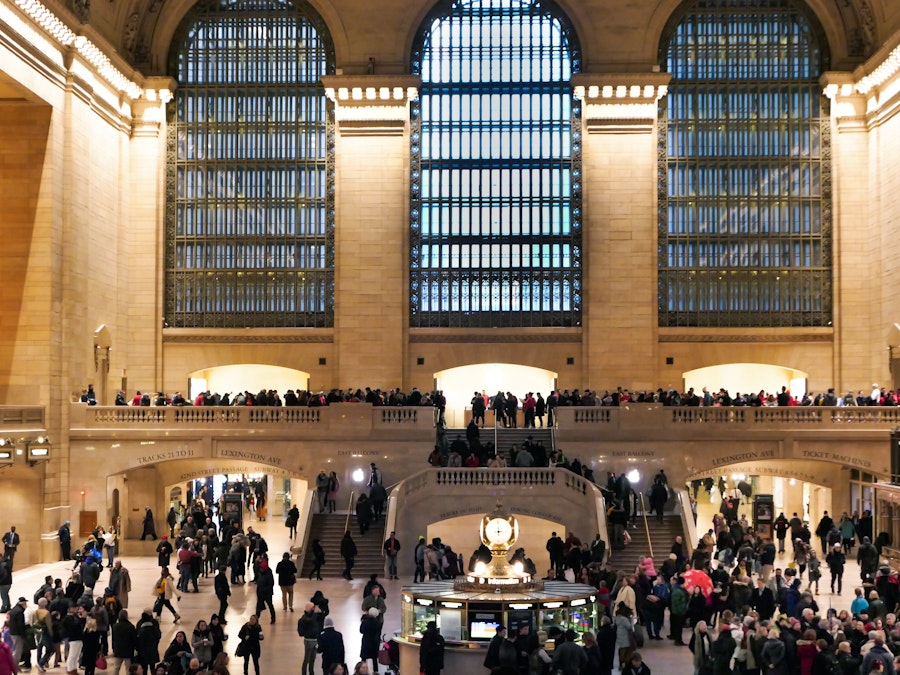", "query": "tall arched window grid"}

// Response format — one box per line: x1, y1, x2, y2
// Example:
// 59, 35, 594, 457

409, 0, 582, 328
658, 0, 832, 328
165, 0, 335, 328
